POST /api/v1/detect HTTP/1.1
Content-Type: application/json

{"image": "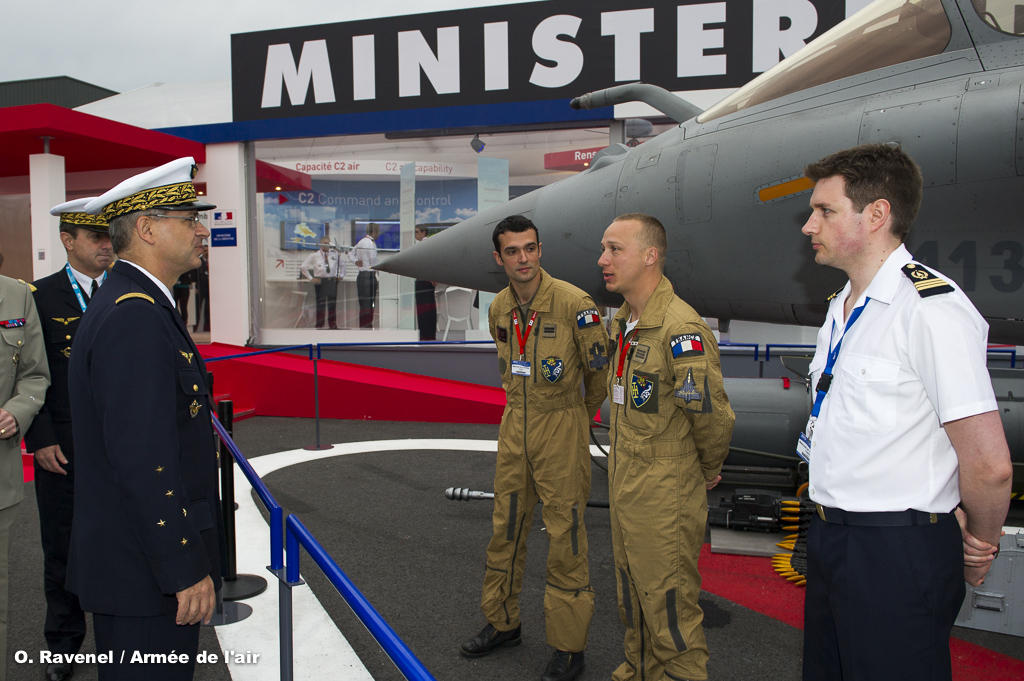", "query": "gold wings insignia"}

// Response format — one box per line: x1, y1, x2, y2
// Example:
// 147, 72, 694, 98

52, 316, 81, 325
179, 350, 194, 365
